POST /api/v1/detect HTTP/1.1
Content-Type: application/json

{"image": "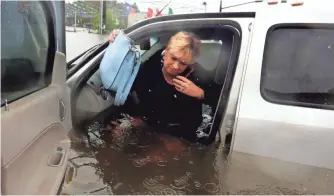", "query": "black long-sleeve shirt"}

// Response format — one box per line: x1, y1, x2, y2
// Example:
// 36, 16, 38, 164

125, 49, 221, 142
